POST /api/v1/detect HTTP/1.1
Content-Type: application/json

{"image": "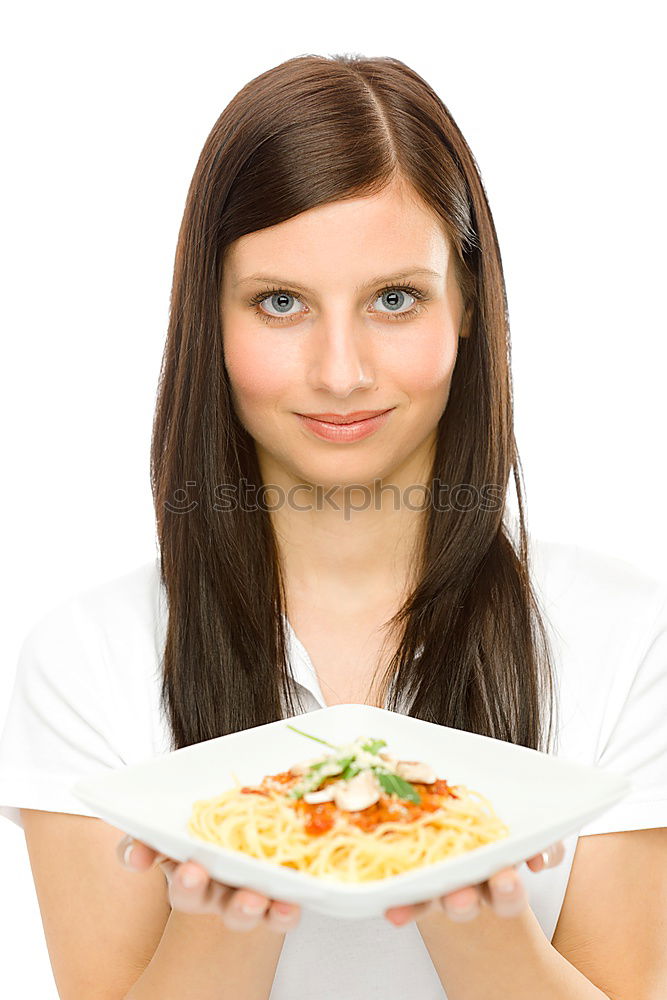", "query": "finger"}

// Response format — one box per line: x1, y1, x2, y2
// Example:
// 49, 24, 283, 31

116, 836, 157, 871
168, 862, 228, 915
214, 885, 274, 929
482, 866, 527, 916
438, 885, 483, 922
387, 883, 488, 925
386, 899, 437, 926
218, 888, 298, 933
386, 904, 416, 926
265, 899, 301, 934
526, 840, 566, 873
